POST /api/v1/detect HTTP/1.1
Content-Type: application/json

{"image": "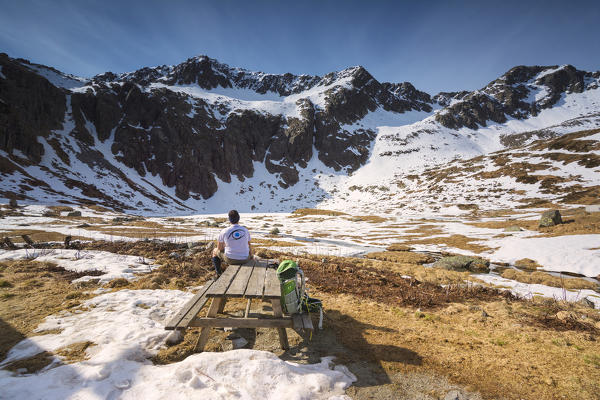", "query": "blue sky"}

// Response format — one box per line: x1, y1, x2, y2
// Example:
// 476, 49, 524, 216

1, 0, 599, 94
